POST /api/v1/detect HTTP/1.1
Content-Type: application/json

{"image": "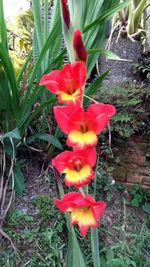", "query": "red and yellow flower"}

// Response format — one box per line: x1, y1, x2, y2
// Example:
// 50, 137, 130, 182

52, 148, 96, 188
39, 62, 86, 105
54, 103, 116, 149
54, 192, 106, 236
